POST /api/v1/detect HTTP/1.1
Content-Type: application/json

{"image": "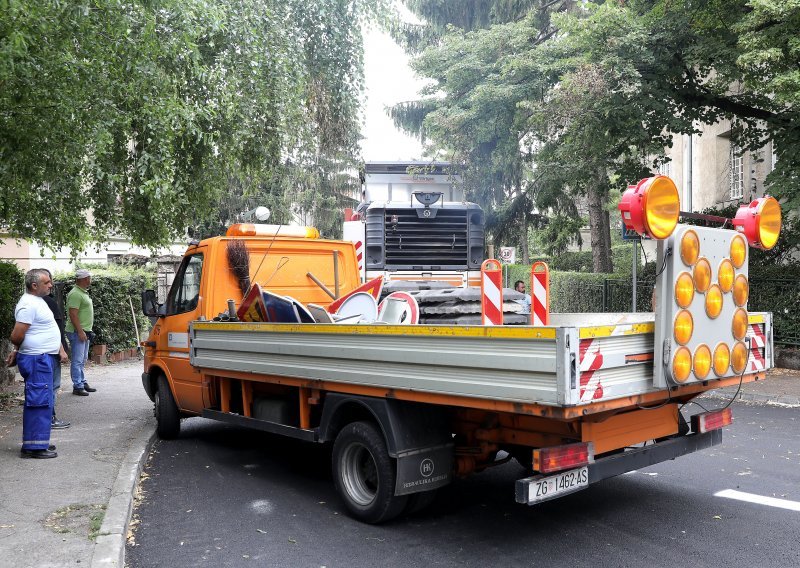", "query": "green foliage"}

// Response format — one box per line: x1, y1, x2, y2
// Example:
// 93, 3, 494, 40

0, 260, 24, 338
58, 265, 154, 355
549, 271, 607, 313
396, 0, 800, 274
750, 277, 800, 346
0, 0, 388, 250
531, 215, 585, 257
